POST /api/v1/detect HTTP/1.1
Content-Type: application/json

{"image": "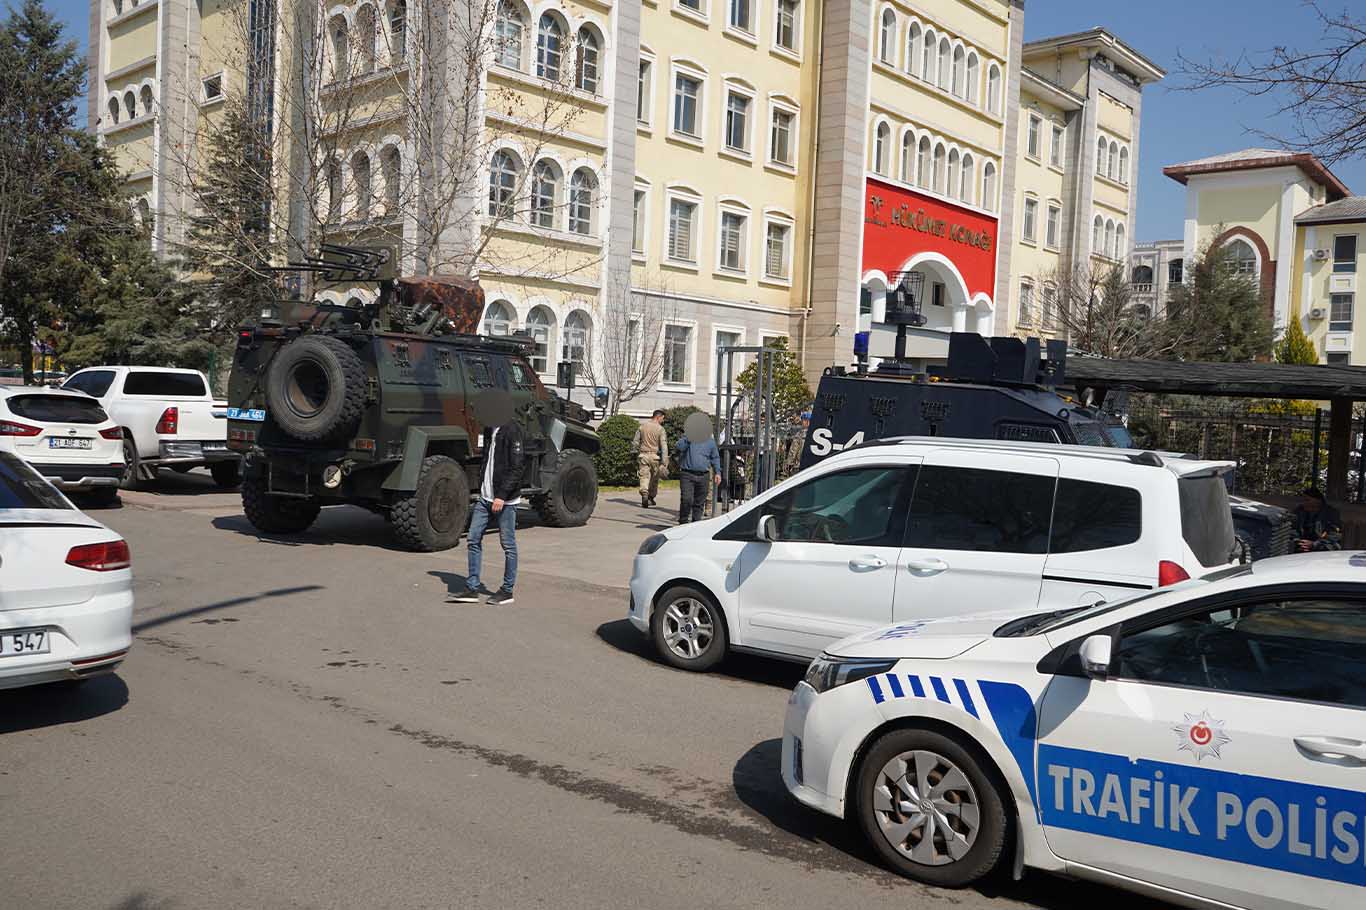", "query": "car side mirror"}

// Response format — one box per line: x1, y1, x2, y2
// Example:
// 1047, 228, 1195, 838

755, 514, 778, 542
1079, 634, 1113, 681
